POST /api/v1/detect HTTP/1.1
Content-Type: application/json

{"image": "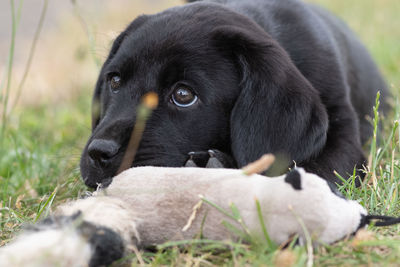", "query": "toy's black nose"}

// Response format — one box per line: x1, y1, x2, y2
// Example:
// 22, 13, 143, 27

87, 139, 120, 167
